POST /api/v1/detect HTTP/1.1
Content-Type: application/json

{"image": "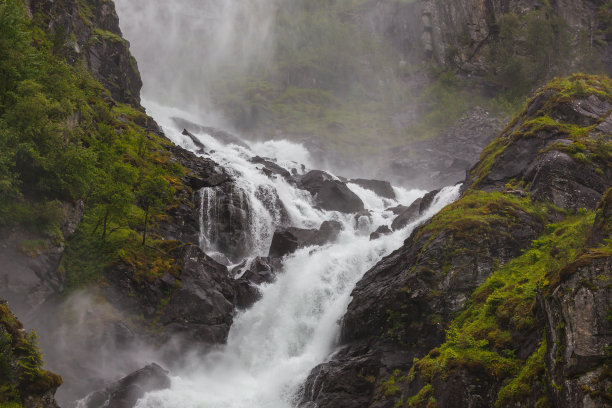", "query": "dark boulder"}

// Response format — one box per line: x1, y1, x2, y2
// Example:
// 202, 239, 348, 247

268, 227, 318, 258
81, 363, 171, 408
307, 220, 344, 246
103, 245, 235, 345
181, 129, 206, 153
171, 117, 249, 148
234, 257, 283, 309
298, 171, 365, 213
369, 225, 392, 240
268, 221, 344, 258
386, 204, 409, 215
350, 178, 396, 199
390, 198, 422, 231
251, 156, 292, 180
419, 189, 440, 213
